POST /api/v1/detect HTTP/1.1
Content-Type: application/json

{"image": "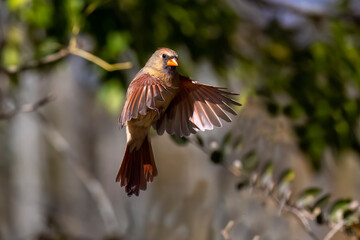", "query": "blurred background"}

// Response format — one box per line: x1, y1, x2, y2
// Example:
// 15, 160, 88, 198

1, 0, 360, 239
